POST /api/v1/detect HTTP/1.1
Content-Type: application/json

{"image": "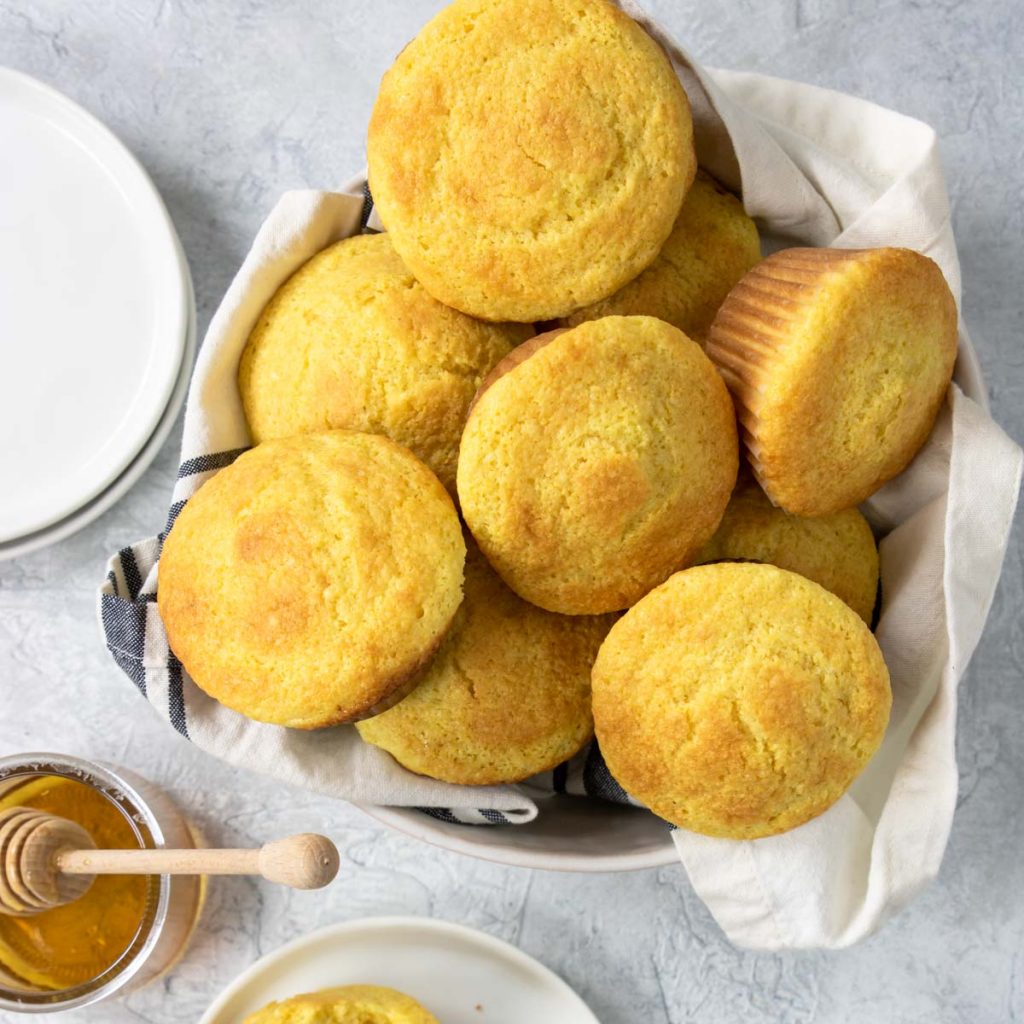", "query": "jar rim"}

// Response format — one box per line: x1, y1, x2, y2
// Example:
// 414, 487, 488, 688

0, 752, 172, 1013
